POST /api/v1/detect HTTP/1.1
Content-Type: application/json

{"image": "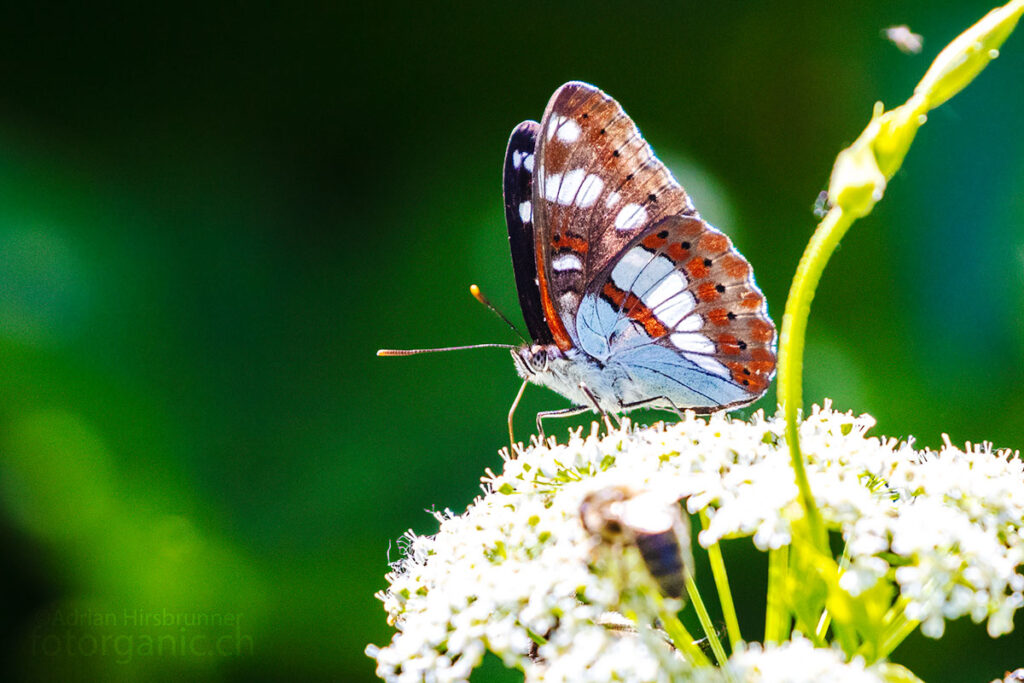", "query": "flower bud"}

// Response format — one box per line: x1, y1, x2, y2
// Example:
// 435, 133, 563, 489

915, 0, 1024, 108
